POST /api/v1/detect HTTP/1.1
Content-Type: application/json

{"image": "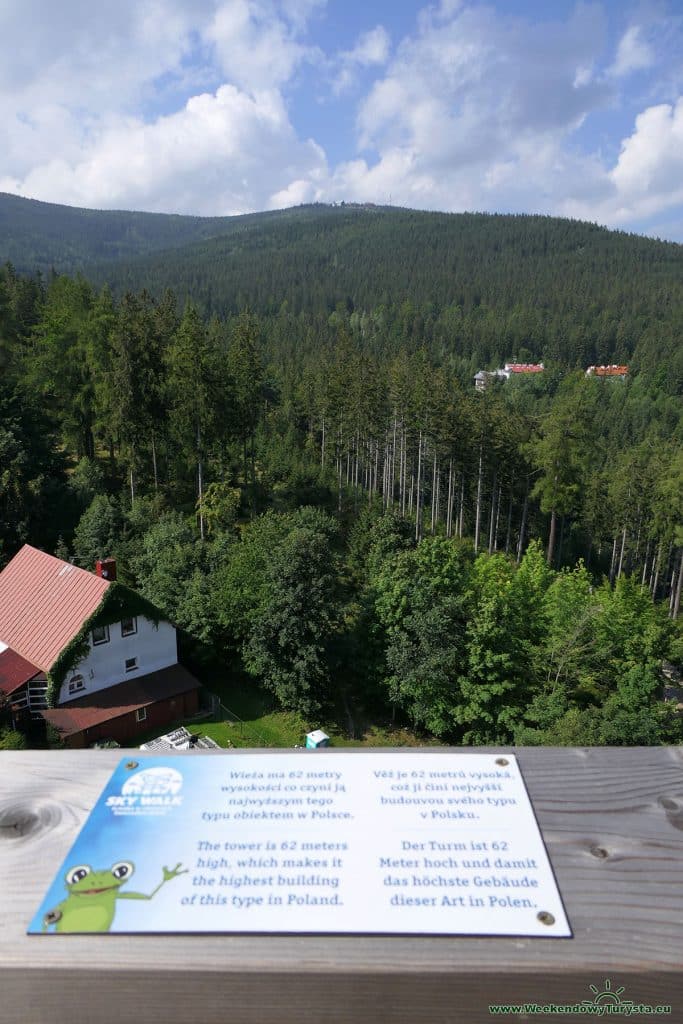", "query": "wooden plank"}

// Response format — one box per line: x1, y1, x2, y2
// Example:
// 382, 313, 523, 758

2, 746, 682, 1023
